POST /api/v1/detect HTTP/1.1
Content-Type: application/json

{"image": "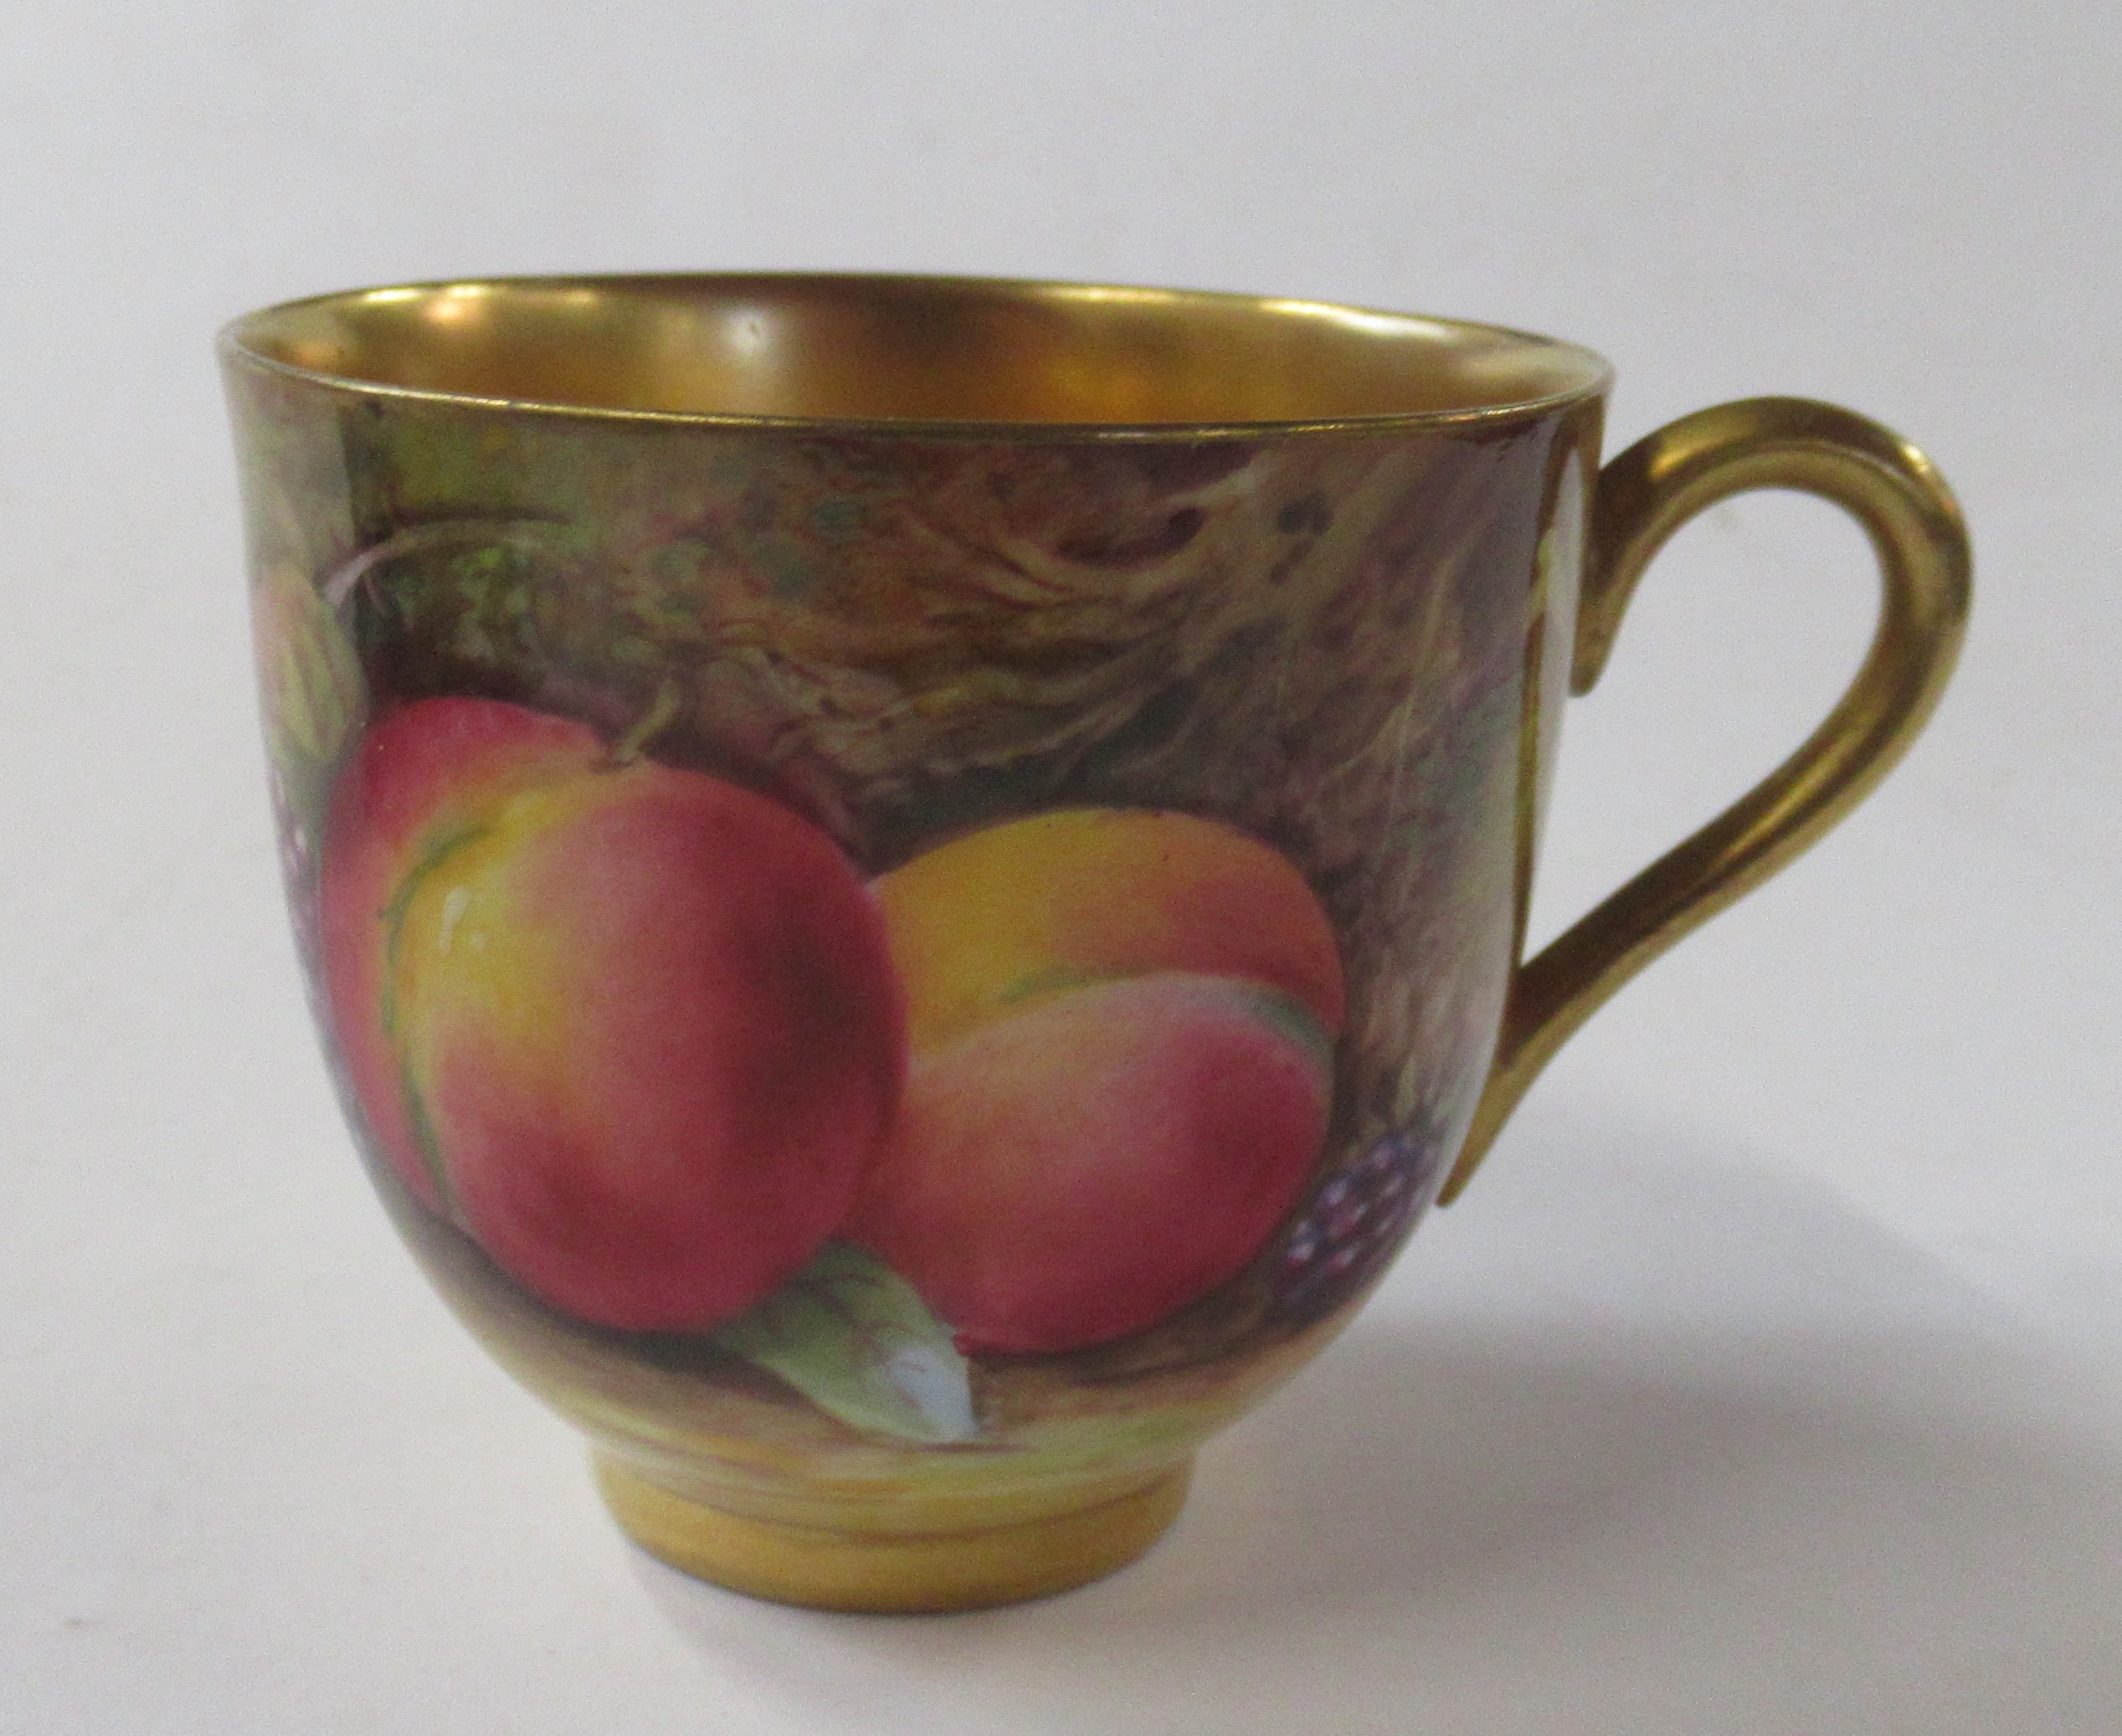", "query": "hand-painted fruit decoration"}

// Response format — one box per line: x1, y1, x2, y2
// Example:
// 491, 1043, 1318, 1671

850, 972, 1333, 1353
872, 806, 1347, 1050
319, 696, 906, 1332
853, 809, 1346, 1353
1269, 1127, 1442, 1328
321, 715, 1348, 1368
